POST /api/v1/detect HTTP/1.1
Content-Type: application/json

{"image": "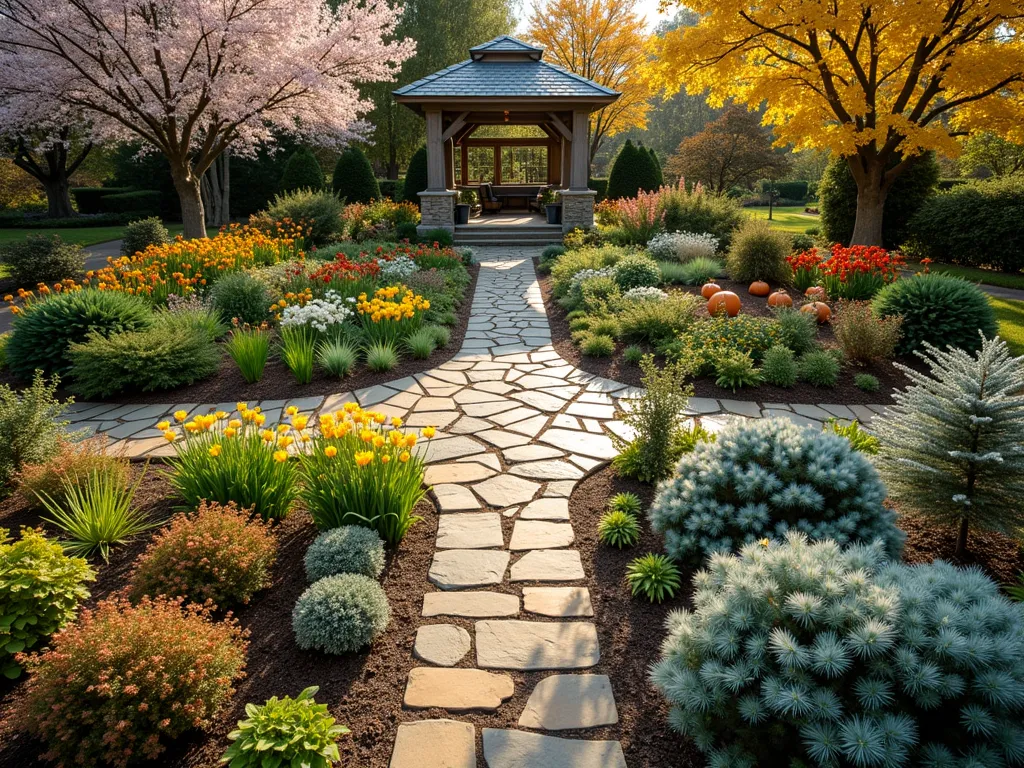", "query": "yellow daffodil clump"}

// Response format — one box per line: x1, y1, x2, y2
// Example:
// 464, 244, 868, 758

355, 286, 431, 346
